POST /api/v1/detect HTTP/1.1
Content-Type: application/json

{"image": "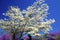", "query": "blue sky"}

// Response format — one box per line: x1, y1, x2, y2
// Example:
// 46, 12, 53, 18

0, 0, 60, 33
